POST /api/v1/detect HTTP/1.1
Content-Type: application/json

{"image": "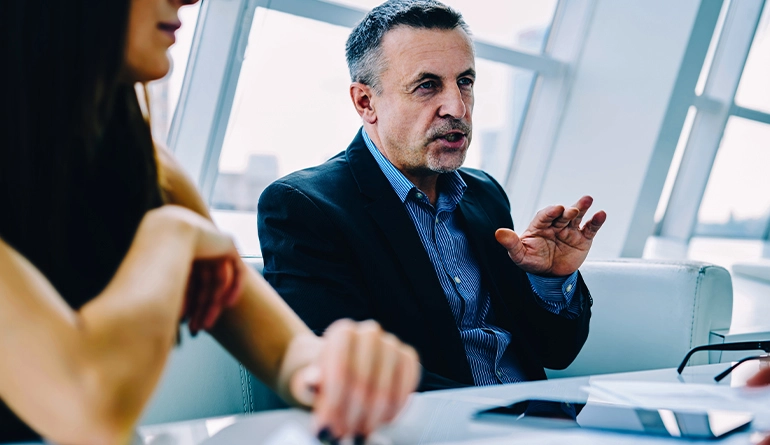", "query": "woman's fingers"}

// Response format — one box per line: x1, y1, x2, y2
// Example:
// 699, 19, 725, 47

310, 320, 420, 441
348, 321, 382, 435
362, 333, 399, 434
384, 345, 419, 424
188, 262, 211, 335
200, 260, 233, 330
747, 367, 770, 387
316, 320, 355, 438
